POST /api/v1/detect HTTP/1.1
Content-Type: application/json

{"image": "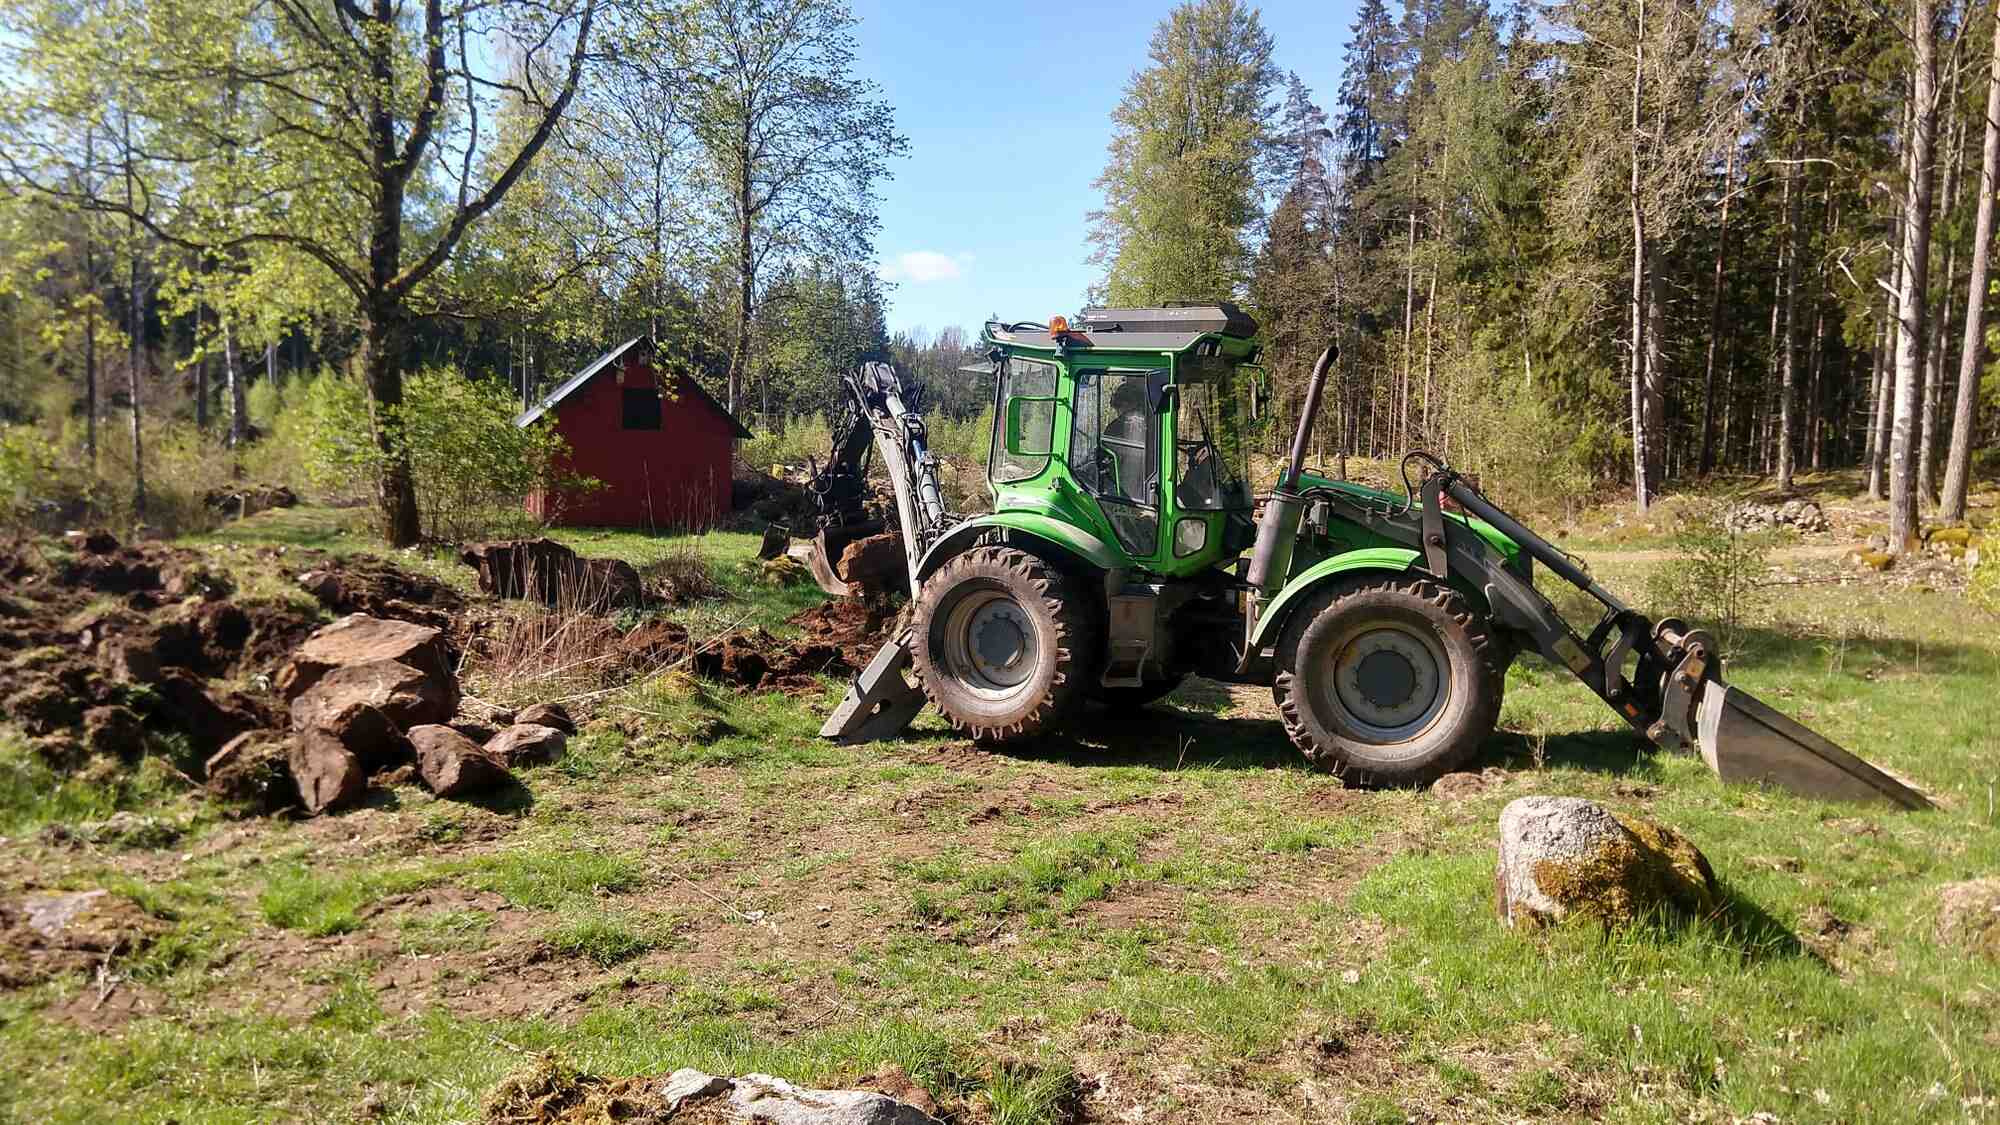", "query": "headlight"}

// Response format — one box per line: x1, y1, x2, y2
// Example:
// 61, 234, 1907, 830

1174, 517, 1208, 557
